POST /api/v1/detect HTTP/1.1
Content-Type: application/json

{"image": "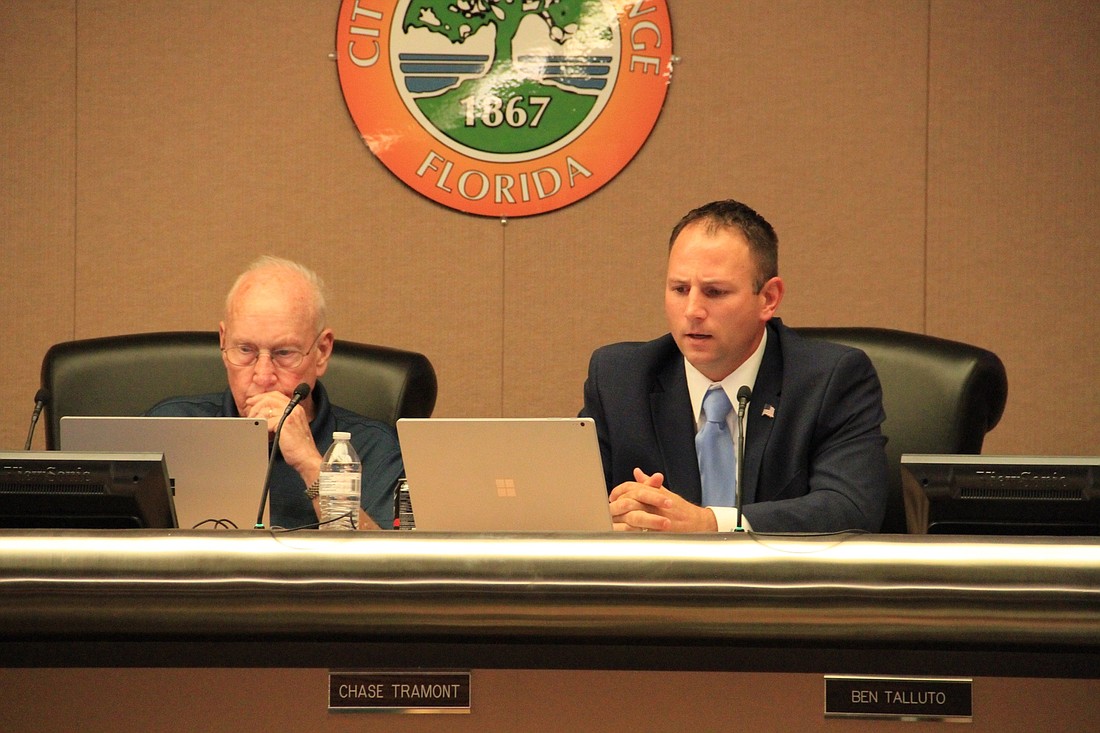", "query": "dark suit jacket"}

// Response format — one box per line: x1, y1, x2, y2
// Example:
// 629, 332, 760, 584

580, 318, 888, 532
